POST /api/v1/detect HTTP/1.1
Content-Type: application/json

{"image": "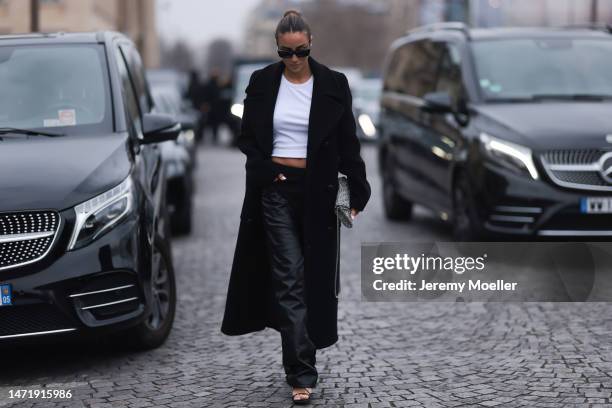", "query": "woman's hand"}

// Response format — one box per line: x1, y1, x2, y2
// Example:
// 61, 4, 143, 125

350, 208, 360, 220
